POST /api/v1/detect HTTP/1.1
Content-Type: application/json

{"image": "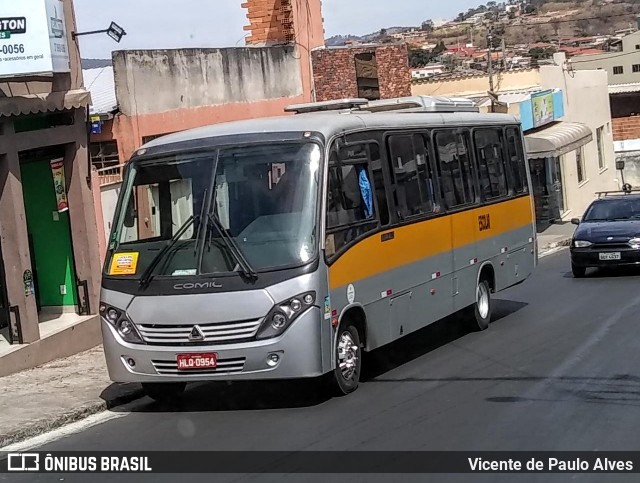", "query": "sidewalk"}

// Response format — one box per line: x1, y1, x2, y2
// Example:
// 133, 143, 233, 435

537, 222, 575, 257
0, 228, 574, 449
0, 346, 143, 448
